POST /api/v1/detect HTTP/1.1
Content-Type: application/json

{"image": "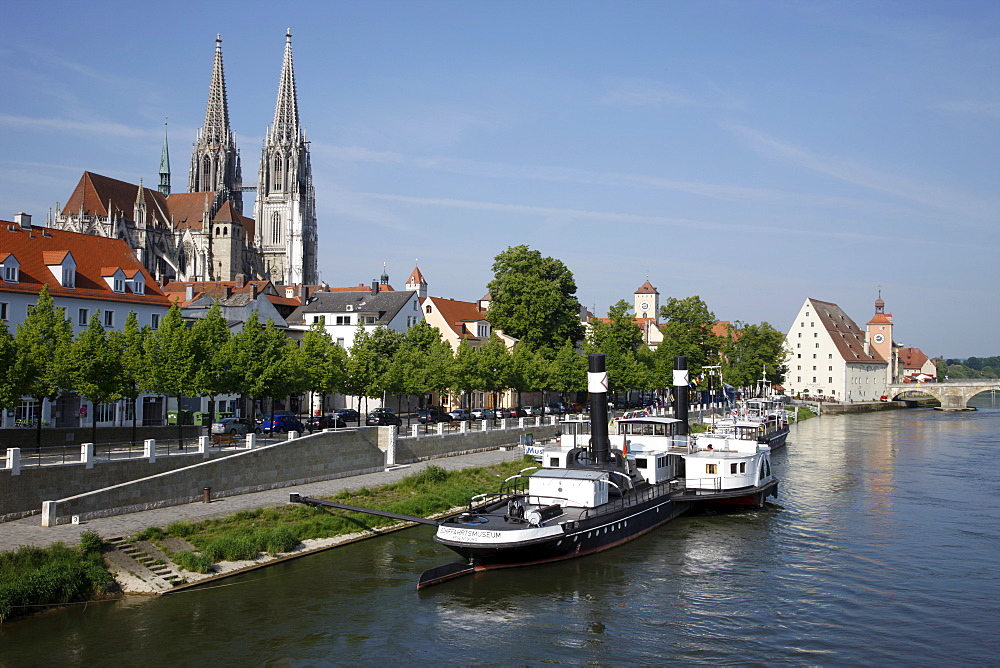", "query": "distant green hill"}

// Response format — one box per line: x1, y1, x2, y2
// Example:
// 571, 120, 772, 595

934, 356, 1000, 379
